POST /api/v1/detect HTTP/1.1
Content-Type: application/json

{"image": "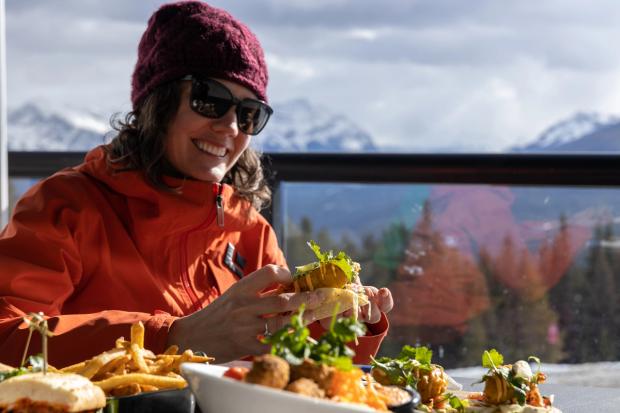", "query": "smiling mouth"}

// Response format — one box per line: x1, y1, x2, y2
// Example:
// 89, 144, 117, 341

193, 139, 228, 157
